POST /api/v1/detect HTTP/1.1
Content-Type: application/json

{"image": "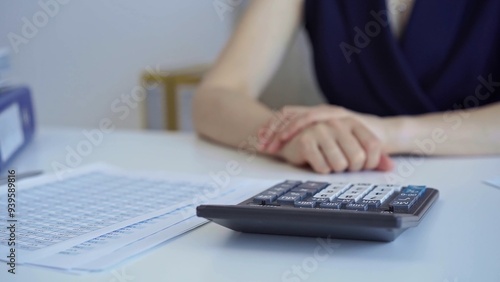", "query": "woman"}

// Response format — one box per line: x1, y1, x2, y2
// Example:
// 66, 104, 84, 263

193, 0, 500, 174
